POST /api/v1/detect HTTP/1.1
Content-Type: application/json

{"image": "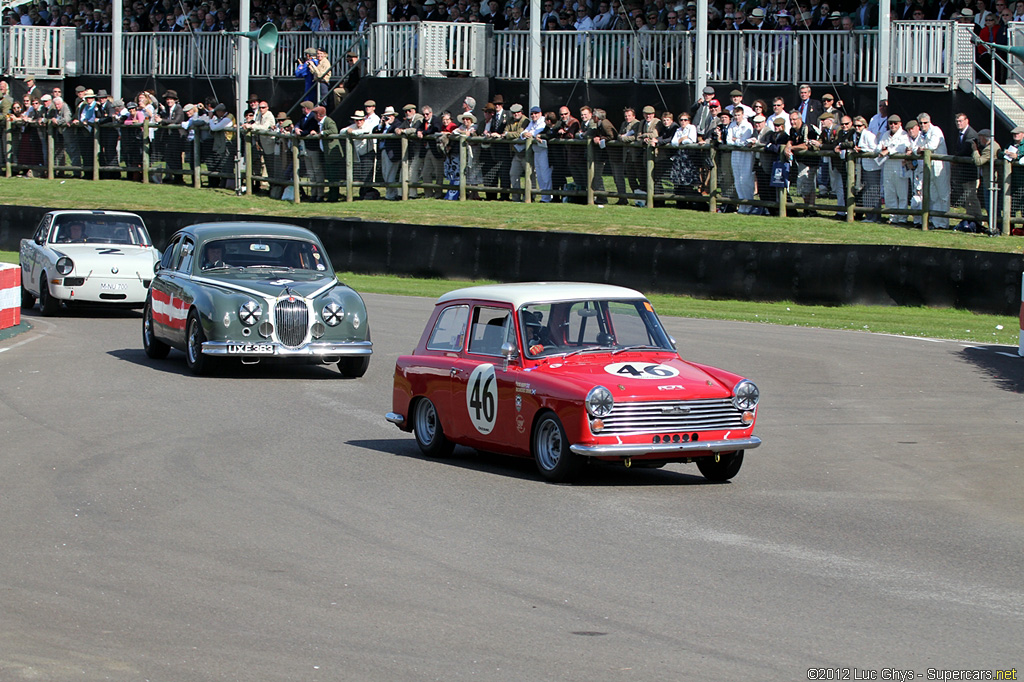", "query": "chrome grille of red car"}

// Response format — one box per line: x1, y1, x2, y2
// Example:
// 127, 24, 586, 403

275, 298, 308, 348
599, 398, 747, 435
